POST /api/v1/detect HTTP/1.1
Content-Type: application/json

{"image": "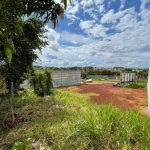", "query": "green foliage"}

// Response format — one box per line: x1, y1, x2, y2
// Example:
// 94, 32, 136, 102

125, 68, 133, 72
4, 39, 16, 62
81, 72, 87, 79
0, 0, 71, 61
0, 76, 7, 97
12, 140, 31, 150
125, 84, 146, 89
139, 69, 148, 78
31, 69, 53, 97
82, 69, 120, 76
0, 18, 48, 91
